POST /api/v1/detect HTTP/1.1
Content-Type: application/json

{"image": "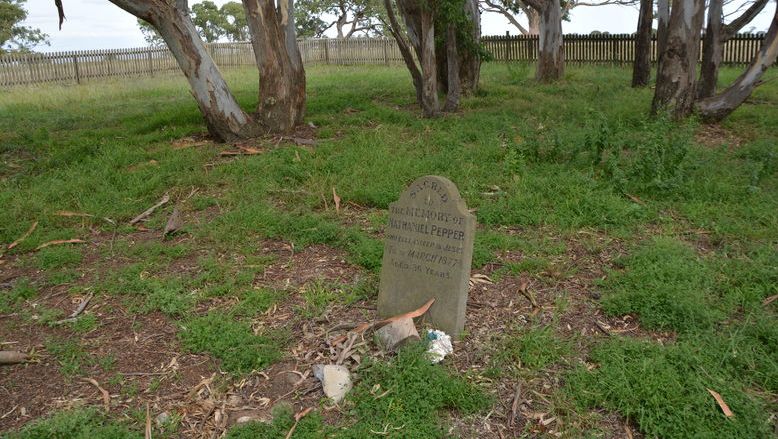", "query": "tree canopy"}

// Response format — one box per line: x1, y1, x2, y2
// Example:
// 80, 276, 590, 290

137, 0, 250, 46
0, 0, 48, 53
296, 0, 386, 38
